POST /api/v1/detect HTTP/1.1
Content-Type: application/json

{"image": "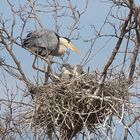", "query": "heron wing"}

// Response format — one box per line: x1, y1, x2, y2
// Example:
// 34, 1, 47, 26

23, 29, 59, 54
